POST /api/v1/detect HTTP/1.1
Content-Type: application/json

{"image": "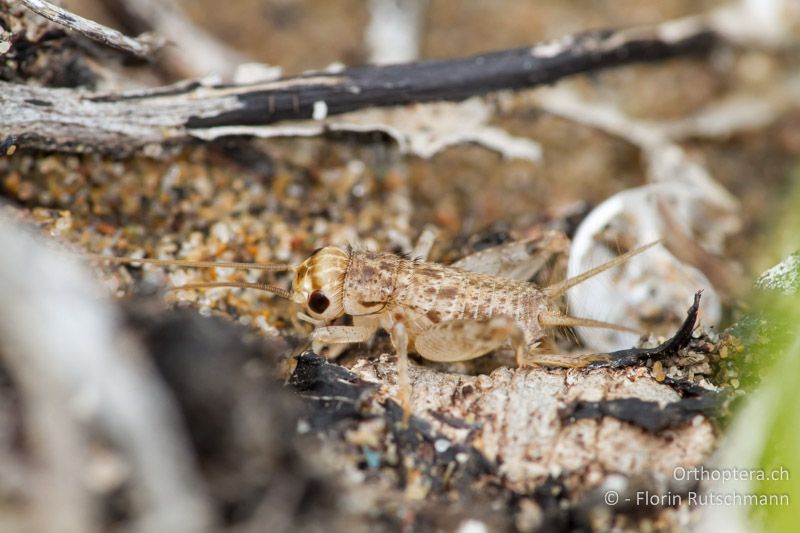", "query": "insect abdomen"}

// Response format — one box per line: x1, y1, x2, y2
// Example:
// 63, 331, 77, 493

397, 262, 542, 331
